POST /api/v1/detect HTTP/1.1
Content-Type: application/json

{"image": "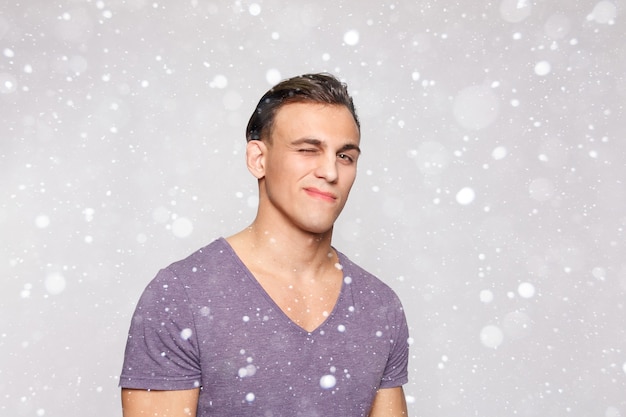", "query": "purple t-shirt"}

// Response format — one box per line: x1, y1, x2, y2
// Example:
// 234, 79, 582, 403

120, 238, 409, 417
